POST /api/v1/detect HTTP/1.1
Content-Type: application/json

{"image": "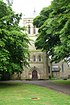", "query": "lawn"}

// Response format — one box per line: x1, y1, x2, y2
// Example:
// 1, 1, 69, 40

52, 79, 70, 85
0, 81, 70, 105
